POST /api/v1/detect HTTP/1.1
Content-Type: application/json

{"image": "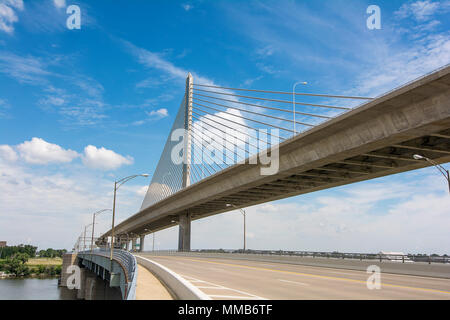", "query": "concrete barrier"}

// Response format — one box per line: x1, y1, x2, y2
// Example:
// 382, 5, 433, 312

135, 255, 211, 300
